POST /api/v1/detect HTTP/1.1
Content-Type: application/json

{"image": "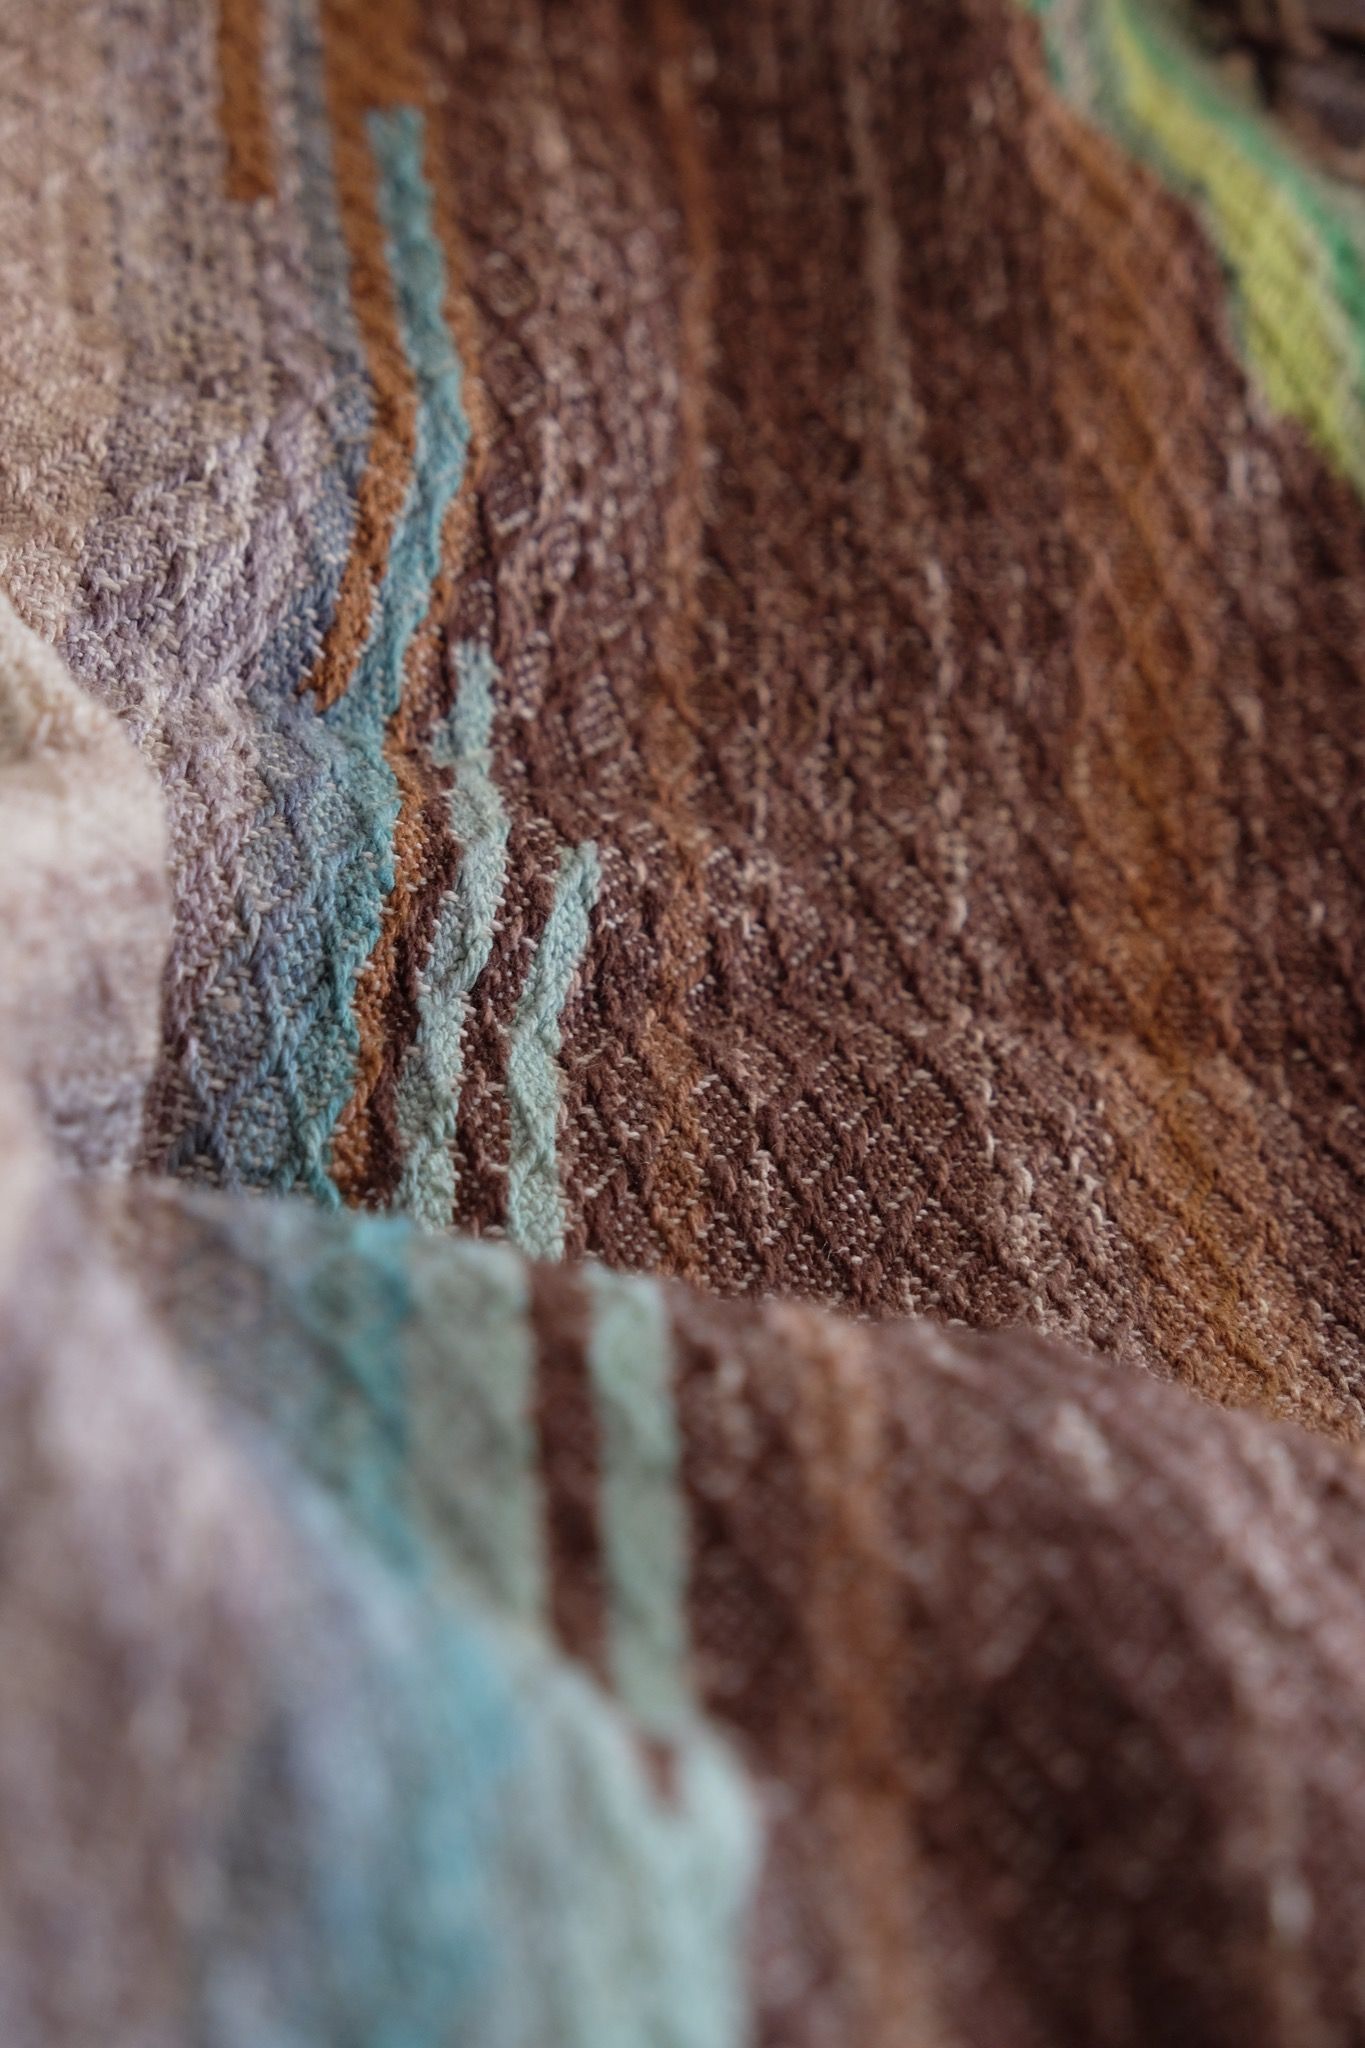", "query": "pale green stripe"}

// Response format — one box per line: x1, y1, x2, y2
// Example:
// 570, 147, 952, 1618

485, 1639, 759, 2048
583, 1265, 692, 1735
506, 841, 601, 1260
406, 1236, 545, 1626
394, 641, 510, 1227
1025, 0, 1365, 492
